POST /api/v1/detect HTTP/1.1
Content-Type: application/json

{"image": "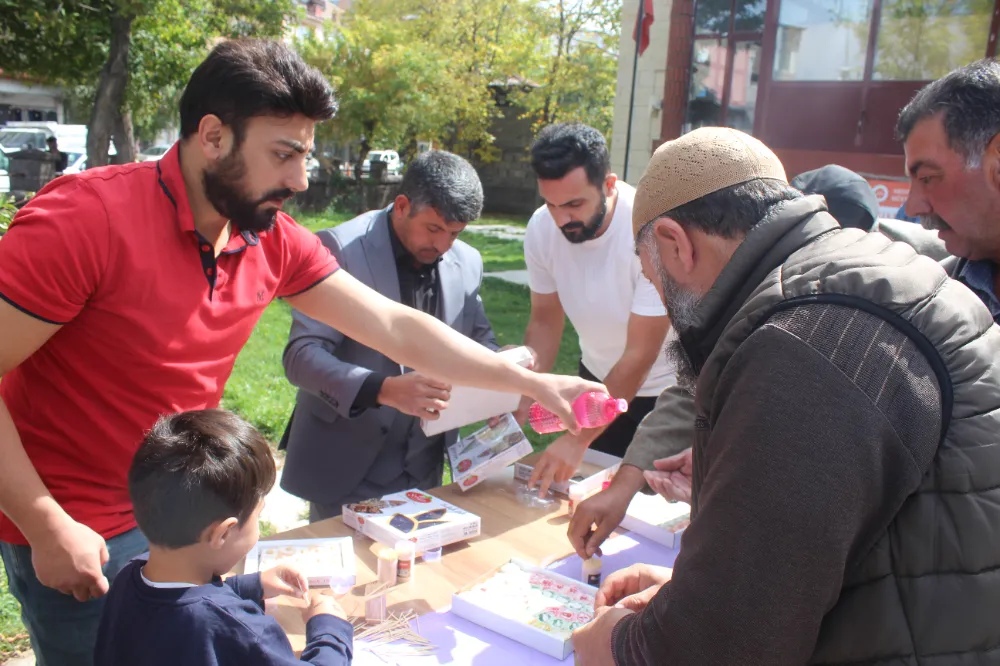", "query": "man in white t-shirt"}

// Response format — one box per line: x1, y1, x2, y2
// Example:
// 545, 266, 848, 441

518, 123, 676, 495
